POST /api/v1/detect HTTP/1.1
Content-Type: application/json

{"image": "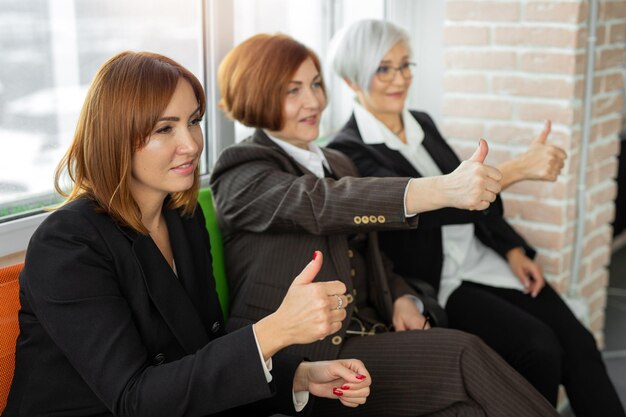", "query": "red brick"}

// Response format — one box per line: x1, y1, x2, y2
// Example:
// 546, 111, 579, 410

494, 26, 581, 48
444, 26, 490, 45
441, 121, 485, 140
580, 267, 609, 298
492, 75, 576, 99
444, 73, 488, 93
486, 124, 536, 145
592, 94, 623, 118
596, 48, 626, 71
598, 117, 622, 138
608, 22, 626, 44
518, 102, 579, 125
601, 1, 626, 20
520, 51, 584, 74
444, 97, 514, 119
447, 1, 520, 22
445, 50, 517, 70
525, 2, 587, 23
